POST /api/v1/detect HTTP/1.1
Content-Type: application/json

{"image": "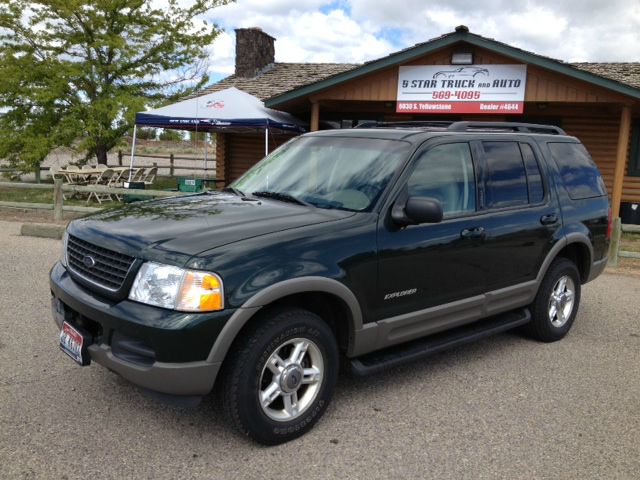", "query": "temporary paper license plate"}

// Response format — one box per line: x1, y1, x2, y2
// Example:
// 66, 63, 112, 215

59, 321, 90, 366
